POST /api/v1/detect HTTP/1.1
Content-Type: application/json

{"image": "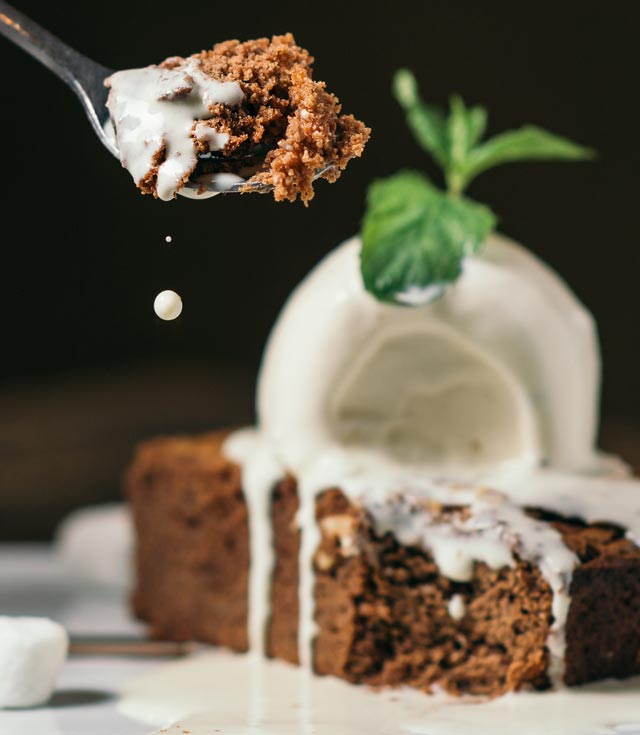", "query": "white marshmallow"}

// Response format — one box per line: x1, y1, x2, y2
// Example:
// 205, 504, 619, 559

55, 503, 134, 589
0, 617, 68, 708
